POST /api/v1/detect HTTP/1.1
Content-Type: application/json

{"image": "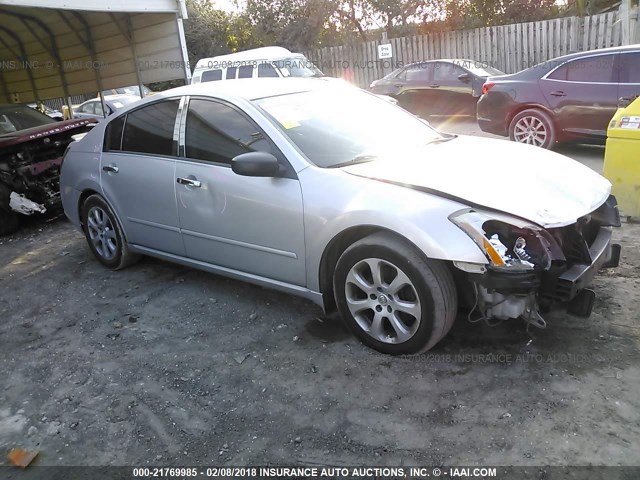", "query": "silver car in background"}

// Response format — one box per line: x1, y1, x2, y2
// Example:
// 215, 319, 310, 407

60, 78, 620, 355
73, 94, 140, 120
